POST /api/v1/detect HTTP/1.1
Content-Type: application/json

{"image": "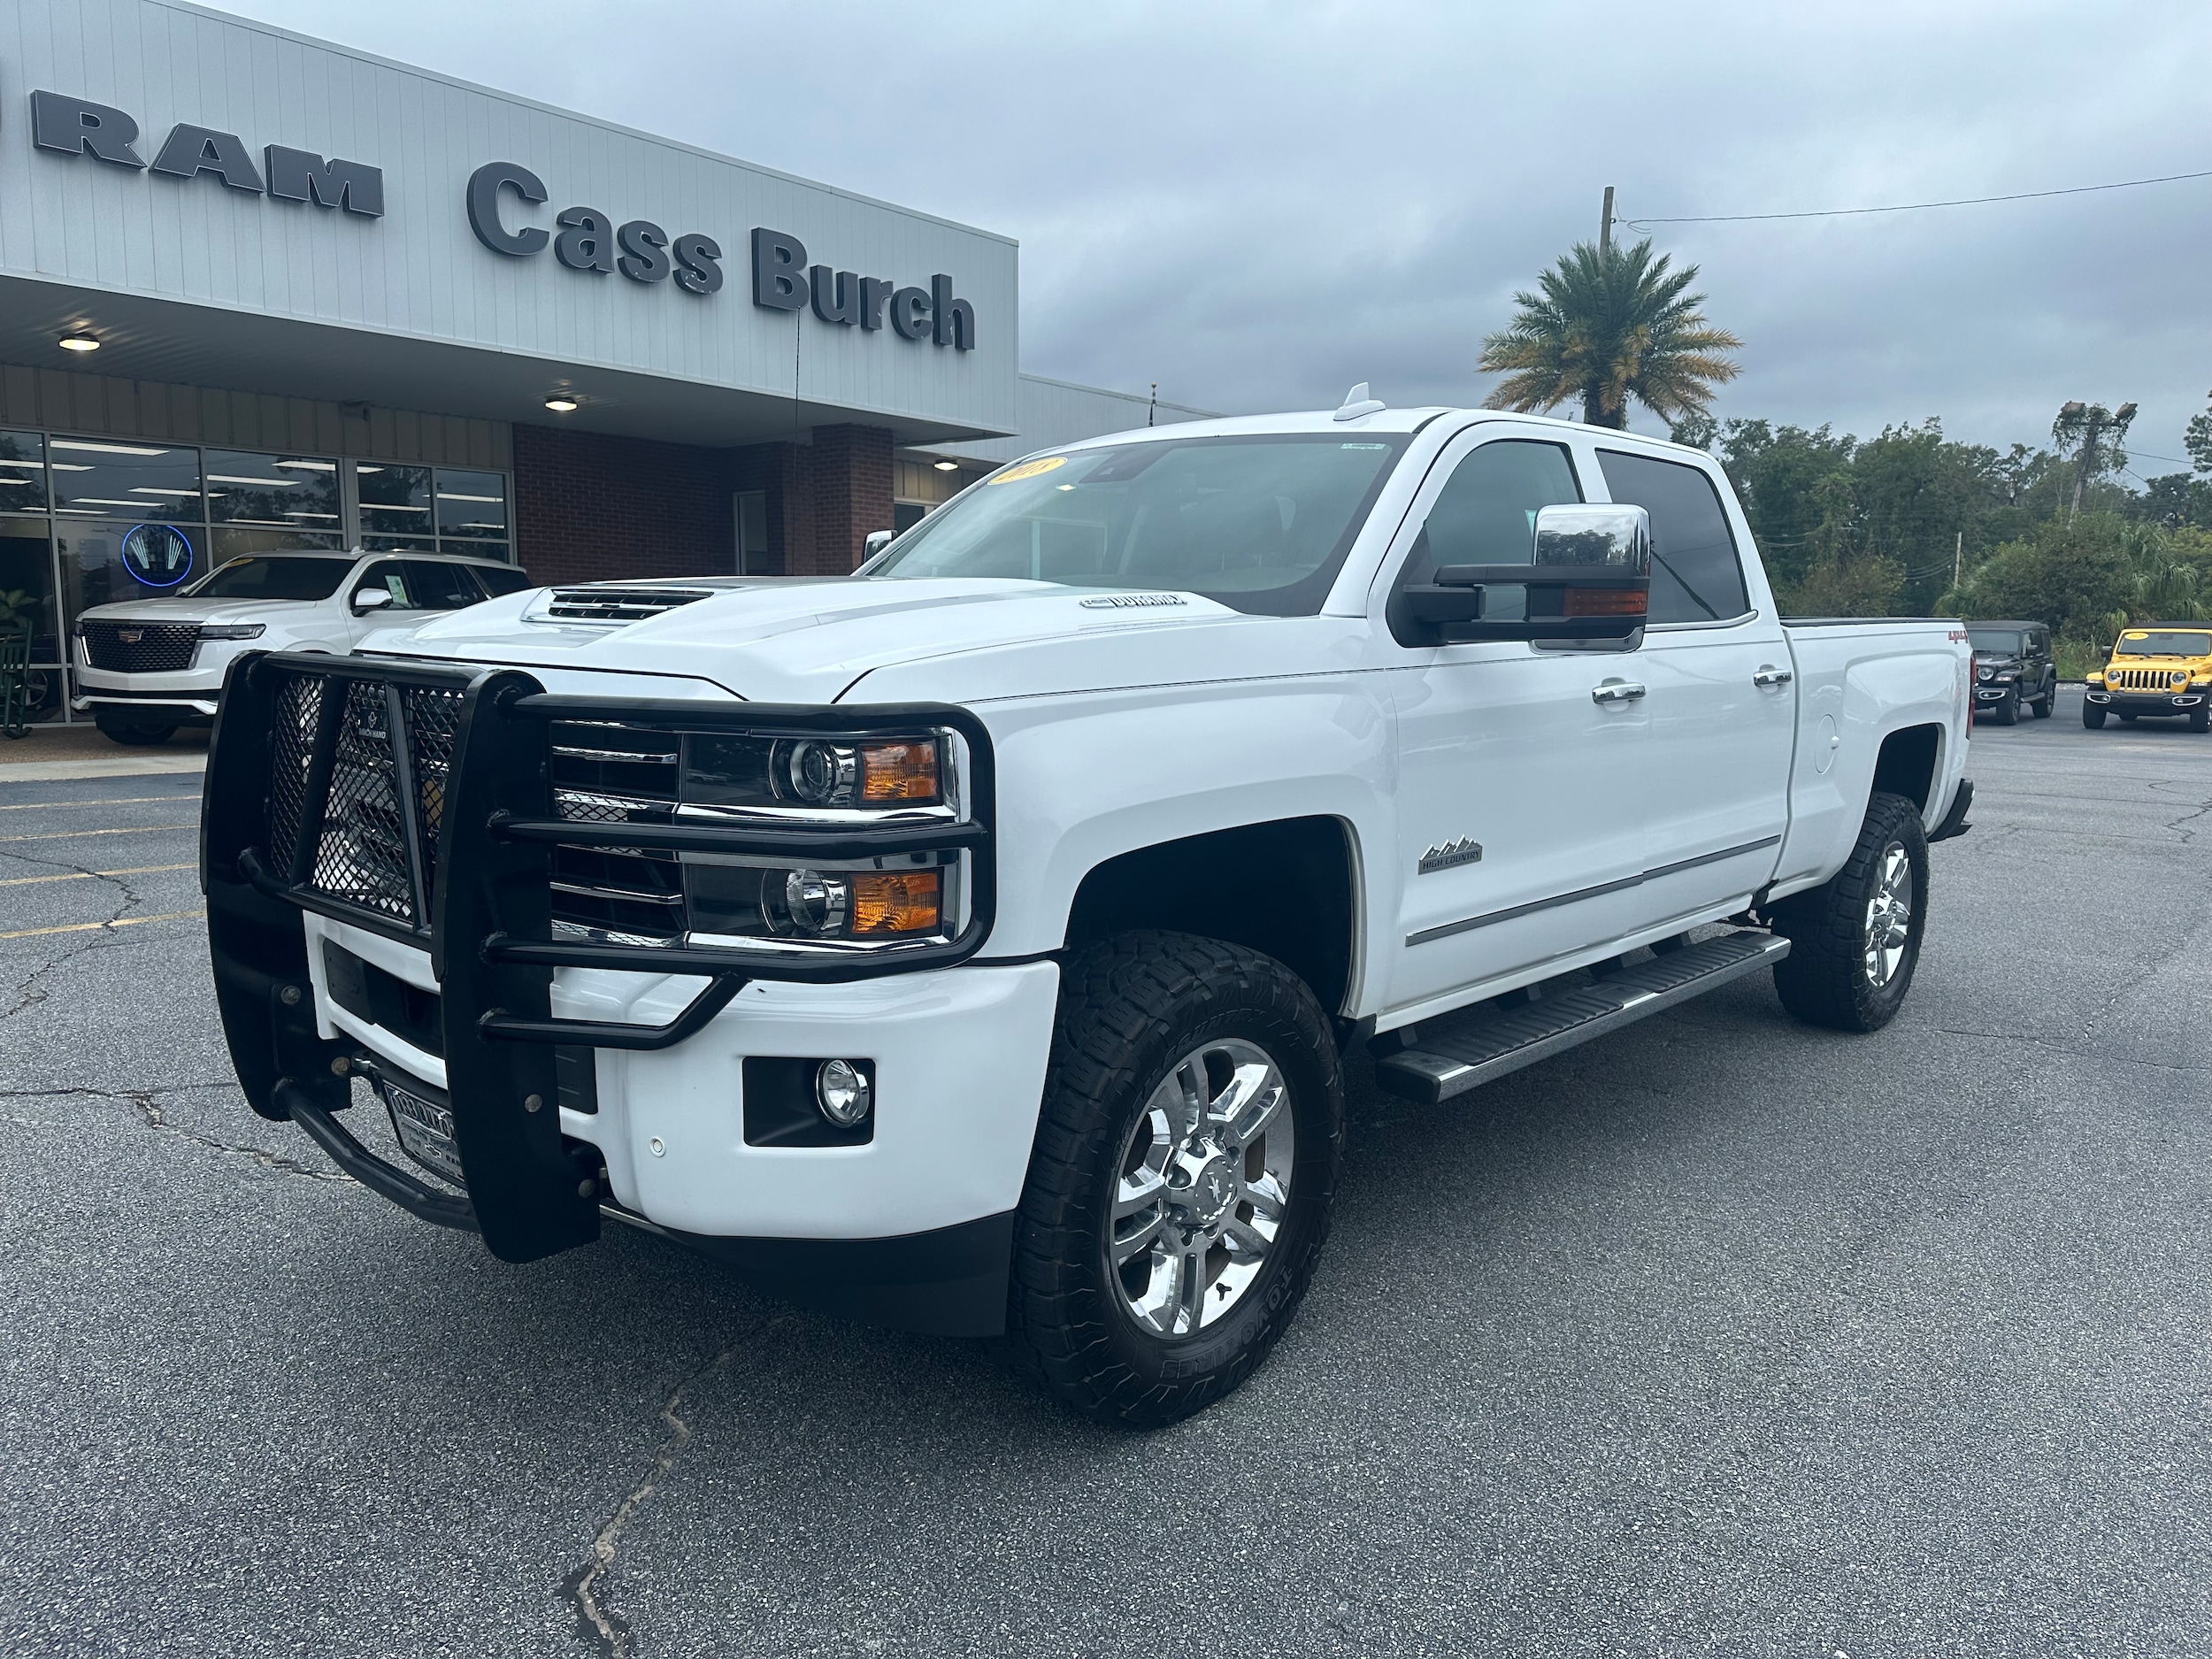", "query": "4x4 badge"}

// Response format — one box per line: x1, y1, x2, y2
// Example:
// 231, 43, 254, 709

1418, 837, 1483, 874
